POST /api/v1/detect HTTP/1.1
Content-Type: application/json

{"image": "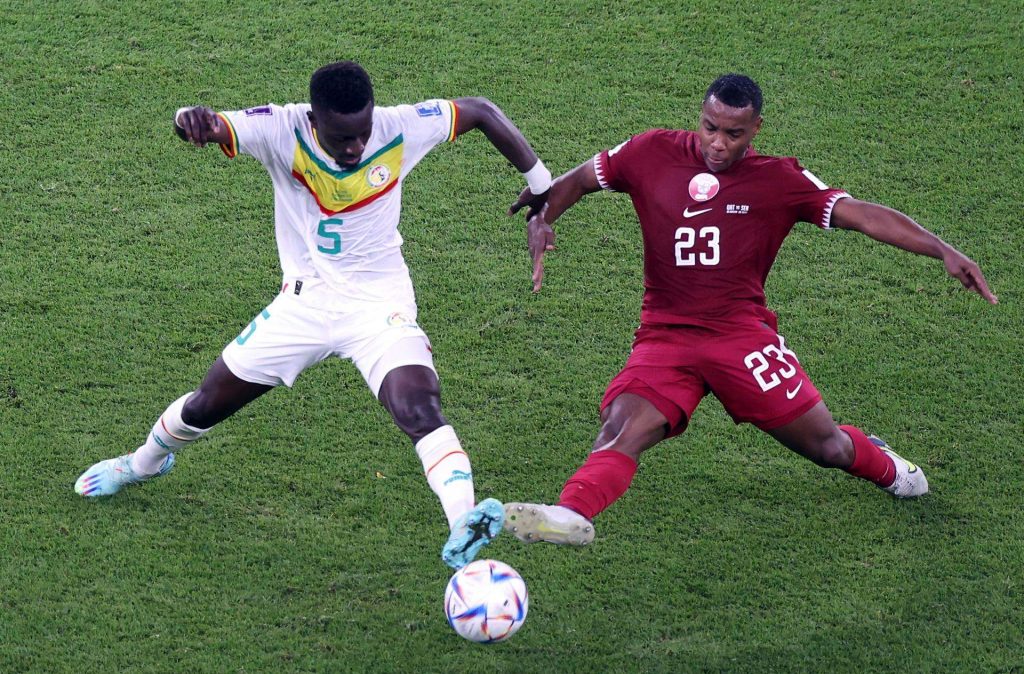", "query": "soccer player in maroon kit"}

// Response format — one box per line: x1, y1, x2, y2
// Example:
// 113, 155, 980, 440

503, 74, 998, 546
